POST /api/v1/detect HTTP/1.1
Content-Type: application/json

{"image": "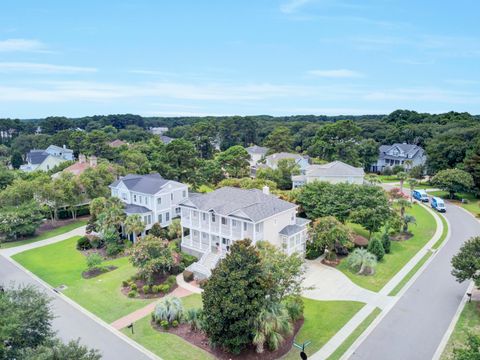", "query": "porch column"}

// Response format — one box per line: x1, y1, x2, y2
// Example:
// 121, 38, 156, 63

240, 221, 244, 240
230, 219, 233, 238
252, 223, 256, 244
